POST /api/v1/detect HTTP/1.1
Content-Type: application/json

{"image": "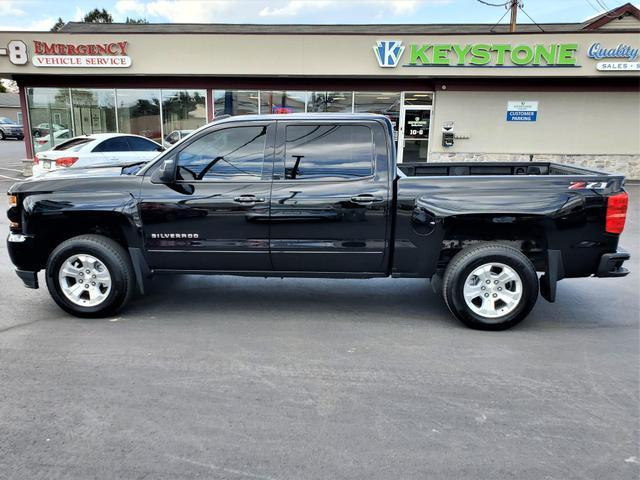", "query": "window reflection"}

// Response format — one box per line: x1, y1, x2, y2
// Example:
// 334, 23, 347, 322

354, 92, 401, 142
27, 87, 73, 153
162, 90, 206, 140
214, 90, 259, 116
260, 91, 306, 114
308, 92, 352, 113
284, 125, 373, 180
71, 88, 116, 136
116, 89, 161, 143
177, 126, 267, 181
